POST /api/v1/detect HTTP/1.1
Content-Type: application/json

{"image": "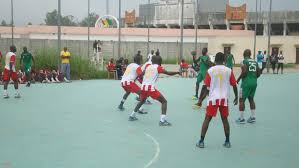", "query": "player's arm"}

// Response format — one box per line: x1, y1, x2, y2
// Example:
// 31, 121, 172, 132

195, 72, 211, 107
237, 65, 247, 84
230, 72, 238, 105
256, 65, 261, 78
232, 55, 235, 65
161, 69, 180, 76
